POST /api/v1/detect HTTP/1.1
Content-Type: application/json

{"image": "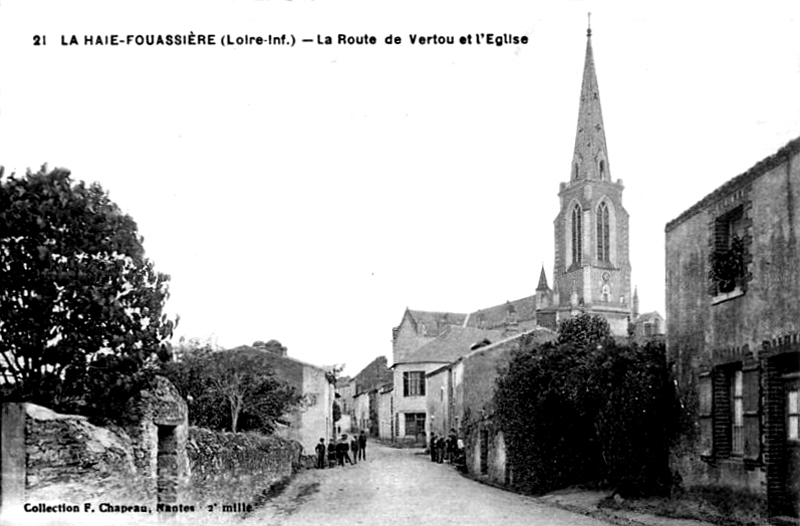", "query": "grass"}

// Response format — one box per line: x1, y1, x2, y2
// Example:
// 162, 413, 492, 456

599, 484, 769, 526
